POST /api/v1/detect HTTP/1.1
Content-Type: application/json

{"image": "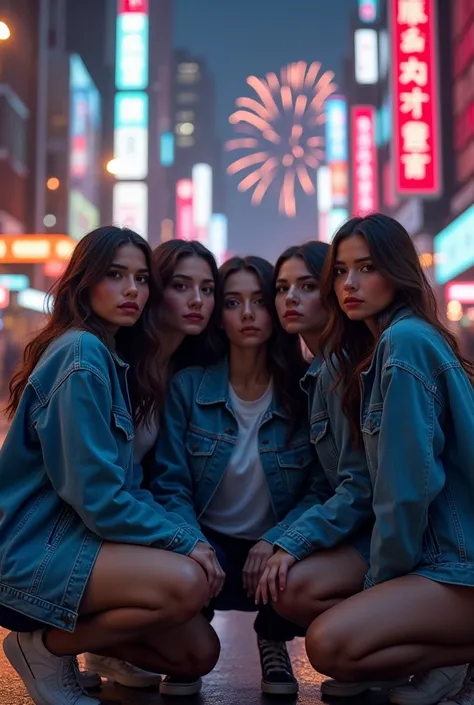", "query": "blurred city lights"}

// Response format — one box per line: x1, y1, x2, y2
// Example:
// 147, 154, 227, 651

446, 300, 463, 322
46, 177, 60, 191
43, 214, 57, 228
226, 60, 337, 217
106, 158, 120, 175
0, 22, 11, 41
